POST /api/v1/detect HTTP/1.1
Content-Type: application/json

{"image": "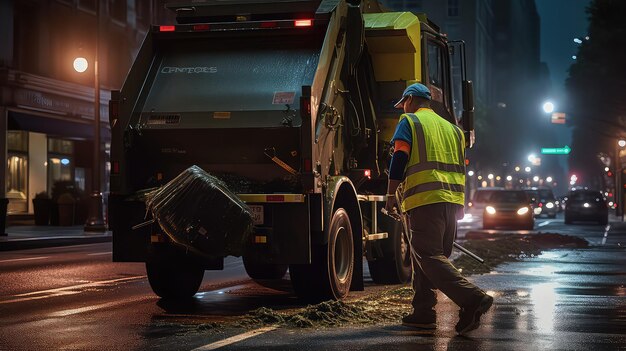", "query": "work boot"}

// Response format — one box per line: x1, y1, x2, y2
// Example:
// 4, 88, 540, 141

401, 311, 436, 330
455, 294, 494, 335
